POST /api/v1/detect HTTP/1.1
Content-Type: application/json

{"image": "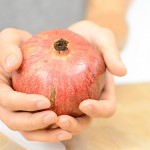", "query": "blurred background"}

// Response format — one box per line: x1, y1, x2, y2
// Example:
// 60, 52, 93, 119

0, 0, 86, 34
115, 0, 150, 84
